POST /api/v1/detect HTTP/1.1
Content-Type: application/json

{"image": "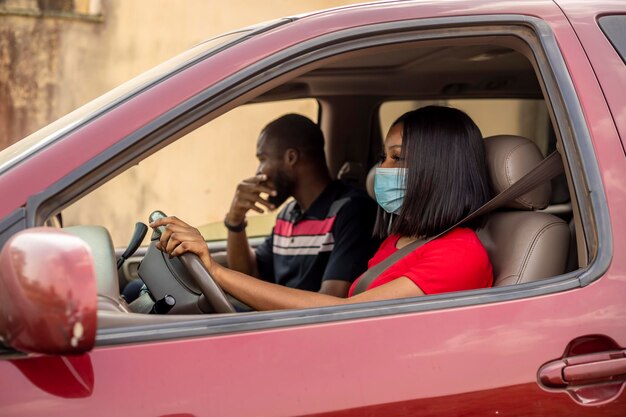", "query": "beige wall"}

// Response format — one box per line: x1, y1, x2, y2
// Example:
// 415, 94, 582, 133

380, 99, 549, 148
